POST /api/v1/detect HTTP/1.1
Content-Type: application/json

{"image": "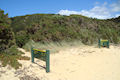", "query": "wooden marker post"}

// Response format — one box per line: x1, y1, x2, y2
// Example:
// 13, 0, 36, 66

46, 50, 50, 73
31, 47, 50, 73
31, 47, 34, 63
98, 39, 109, 48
